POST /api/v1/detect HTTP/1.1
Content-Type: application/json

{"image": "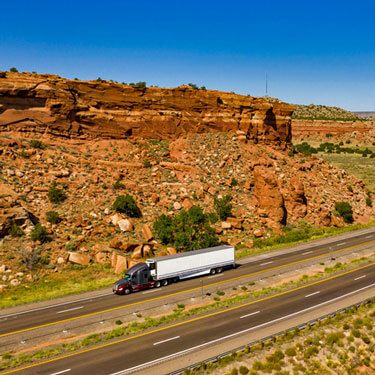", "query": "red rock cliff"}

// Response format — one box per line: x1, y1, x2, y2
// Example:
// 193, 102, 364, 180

0, 72, 294, 144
